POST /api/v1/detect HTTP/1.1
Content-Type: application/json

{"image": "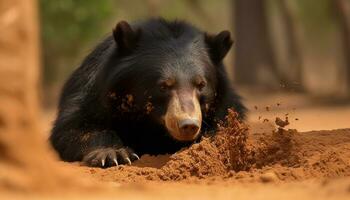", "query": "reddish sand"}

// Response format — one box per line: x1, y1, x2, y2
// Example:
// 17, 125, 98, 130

82, 112, 350, 185
2, 105, 350, 199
